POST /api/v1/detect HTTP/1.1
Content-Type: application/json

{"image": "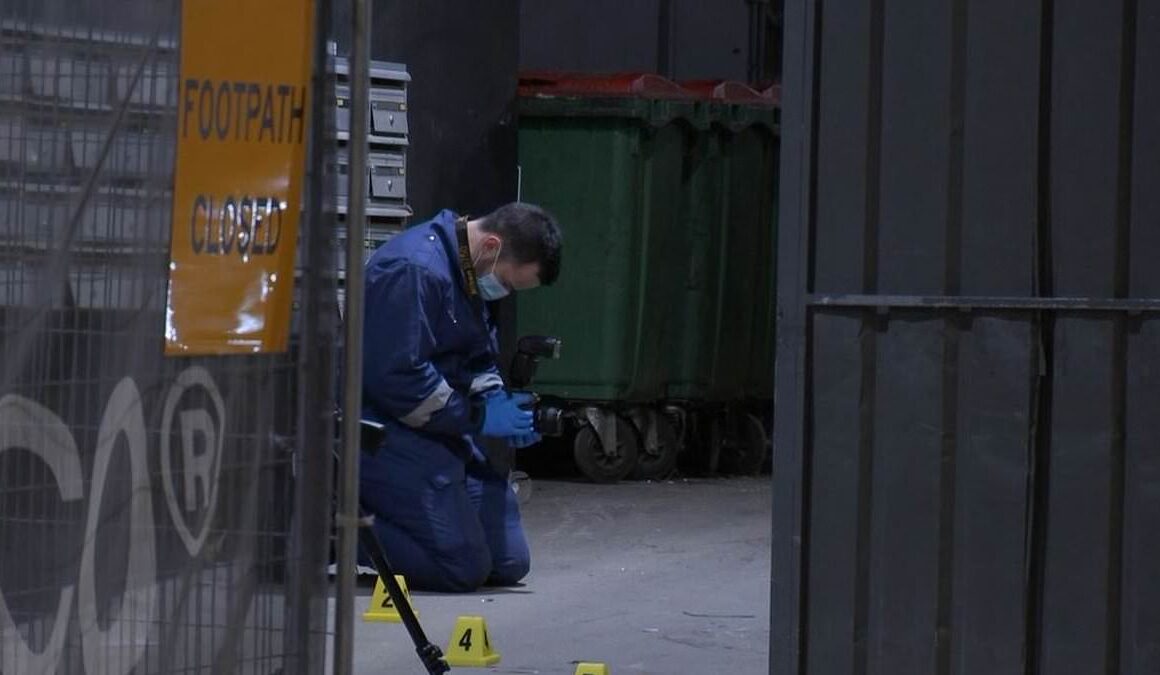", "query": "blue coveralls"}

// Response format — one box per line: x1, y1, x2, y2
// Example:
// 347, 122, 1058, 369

358, 210, 530, 592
